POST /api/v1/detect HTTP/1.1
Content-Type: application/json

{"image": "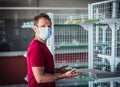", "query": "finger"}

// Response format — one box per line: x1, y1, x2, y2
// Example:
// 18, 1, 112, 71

72, 72, 81, 77
67, 69, 72, 71
61, 65, 68, 69
70, 68, 76, 73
